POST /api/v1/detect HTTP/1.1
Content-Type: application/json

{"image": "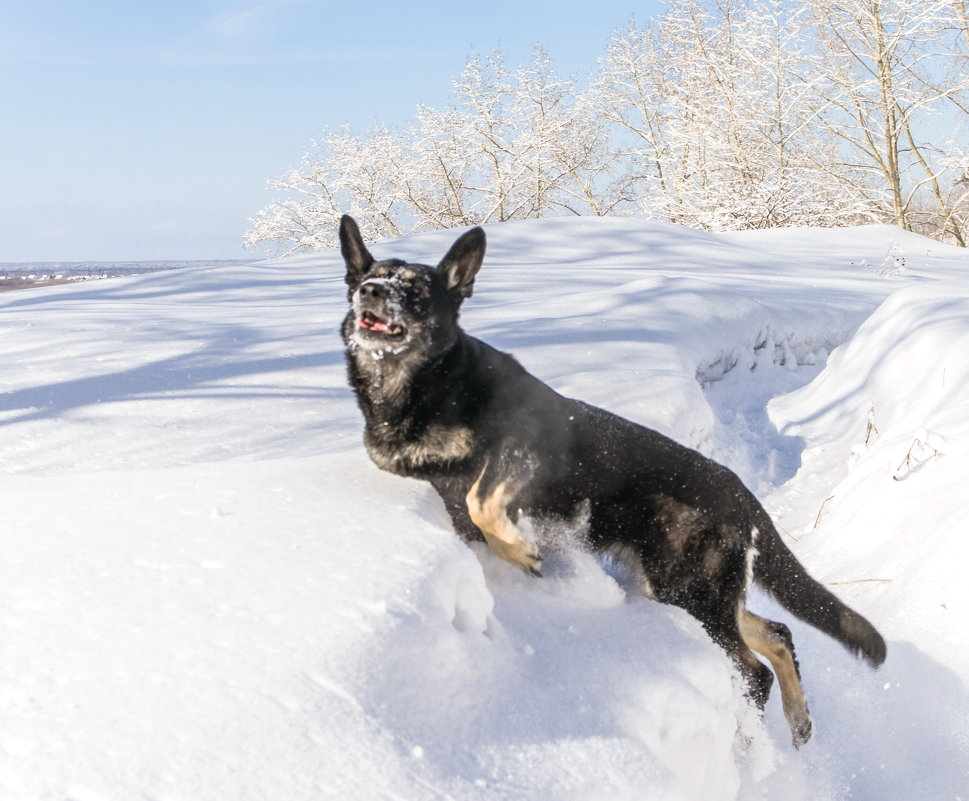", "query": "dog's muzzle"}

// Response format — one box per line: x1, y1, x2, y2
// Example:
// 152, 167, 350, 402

353, 280, 407, 343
